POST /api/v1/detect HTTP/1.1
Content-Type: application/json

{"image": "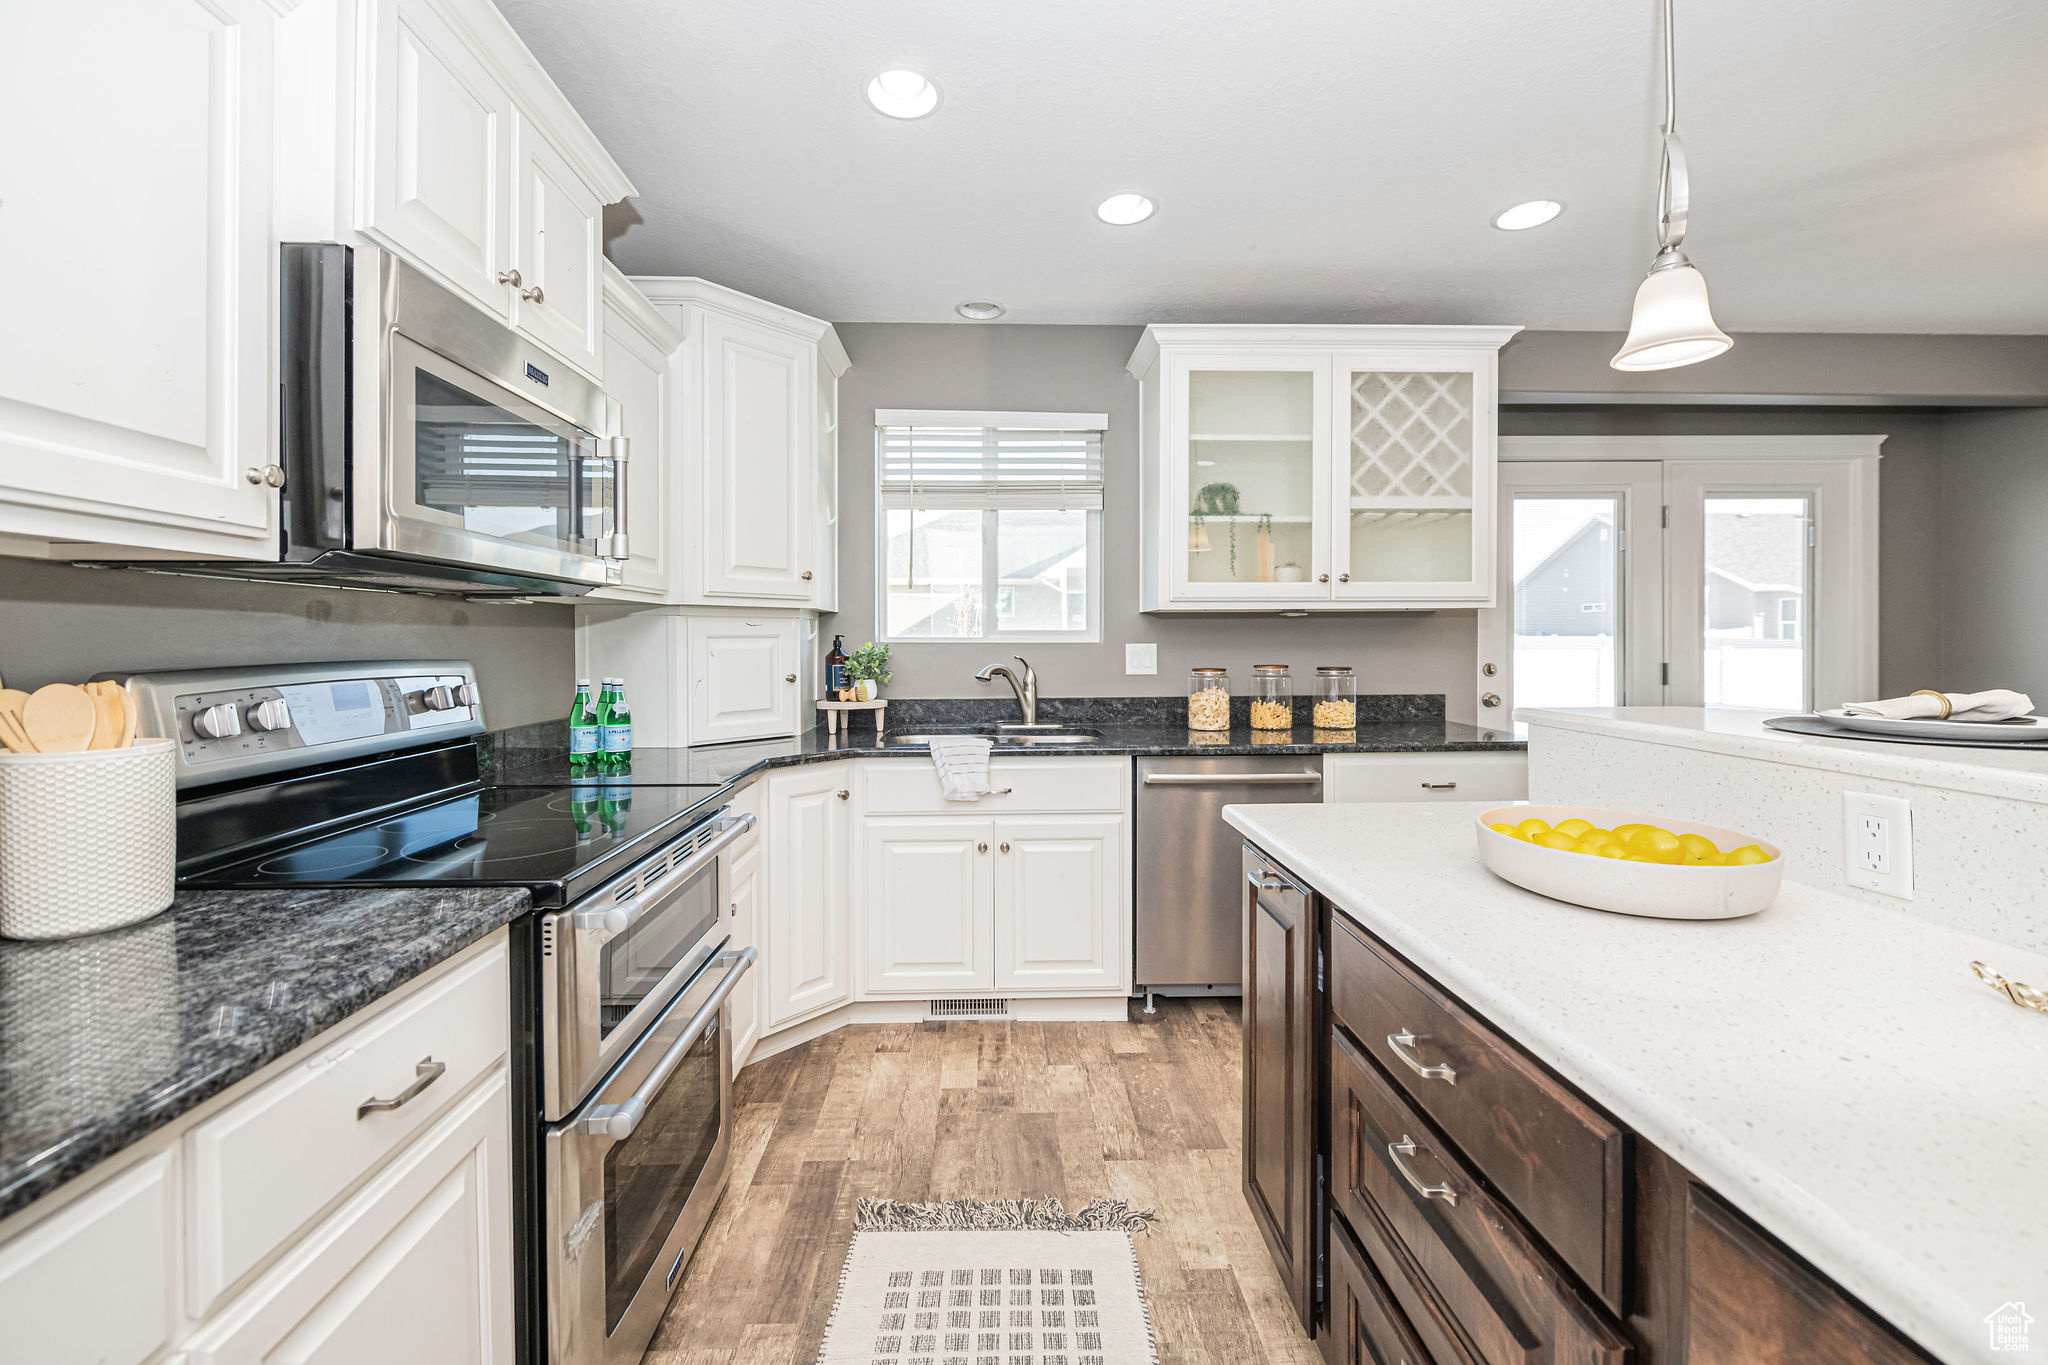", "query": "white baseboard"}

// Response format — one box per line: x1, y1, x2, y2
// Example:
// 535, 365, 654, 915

743, 995, 1132, 1068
